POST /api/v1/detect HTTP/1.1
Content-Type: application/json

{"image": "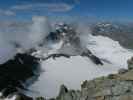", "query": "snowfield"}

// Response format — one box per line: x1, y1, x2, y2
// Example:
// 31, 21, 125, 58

88, 35, 133, 68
